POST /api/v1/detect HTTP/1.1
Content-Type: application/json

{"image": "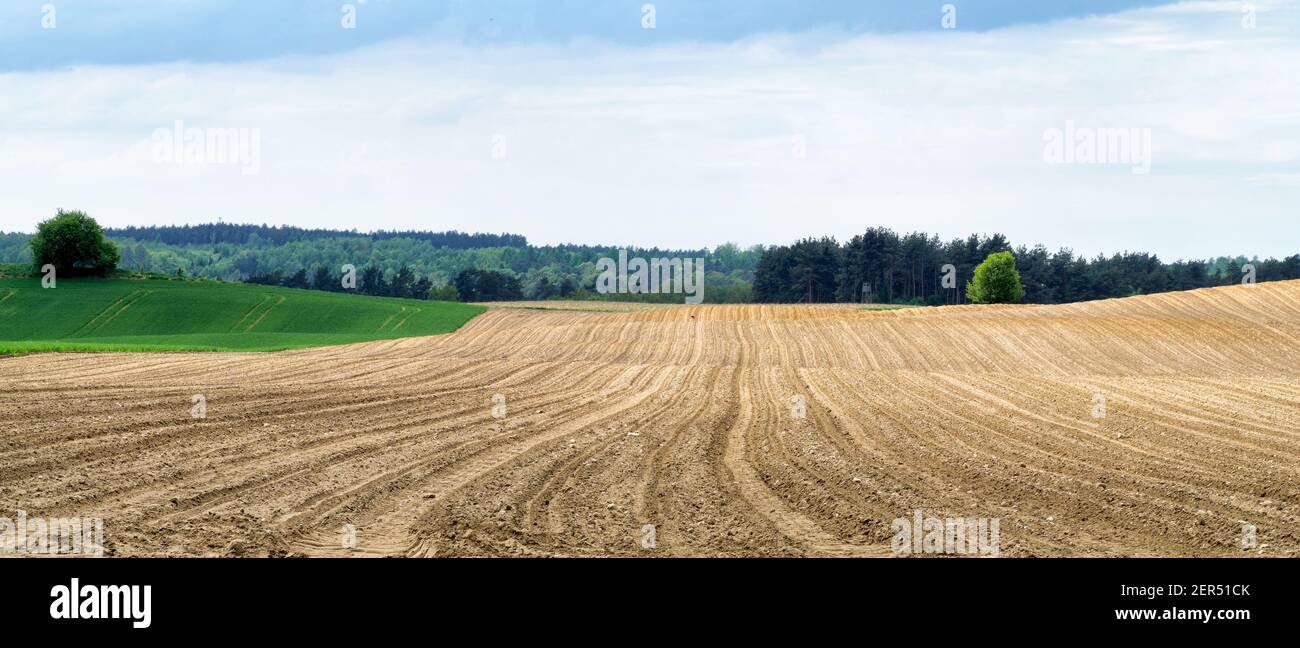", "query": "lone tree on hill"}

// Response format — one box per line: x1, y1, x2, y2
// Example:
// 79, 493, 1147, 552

30, 209, 120, 275
965, 251, 1025, 304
